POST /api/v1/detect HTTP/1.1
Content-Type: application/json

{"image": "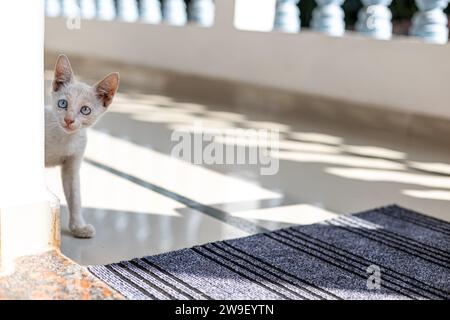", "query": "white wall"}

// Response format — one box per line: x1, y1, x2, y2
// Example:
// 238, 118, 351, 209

0, 1, 58, 272
45, 0, 450, 120
0, 1, 47, 207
